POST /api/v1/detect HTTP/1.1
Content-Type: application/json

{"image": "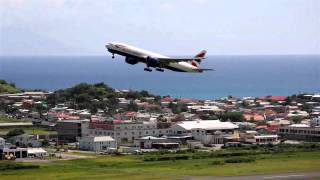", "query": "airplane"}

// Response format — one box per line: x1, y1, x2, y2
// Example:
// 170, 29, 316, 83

105, 42, 213, 73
